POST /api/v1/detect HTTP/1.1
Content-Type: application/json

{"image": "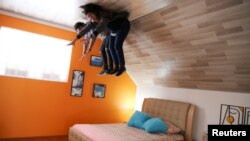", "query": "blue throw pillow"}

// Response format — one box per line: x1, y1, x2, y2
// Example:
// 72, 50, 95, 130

142, 118, 168, 133
127, 110, 152, 129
